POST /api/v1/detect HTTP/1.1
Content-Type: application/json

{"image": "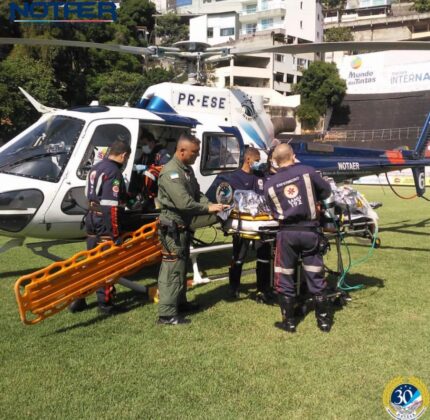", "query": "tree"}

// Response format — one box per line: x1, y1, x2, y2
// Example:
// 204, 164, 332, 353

117, 0, 156, 45
294, 61, 346, 129
413, 0, 430, 12
296, 102, 321, 129
88, 67, 175, 106
155, 13, 189, 46
324, 27, 354, 42
0, 55, 66, 143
